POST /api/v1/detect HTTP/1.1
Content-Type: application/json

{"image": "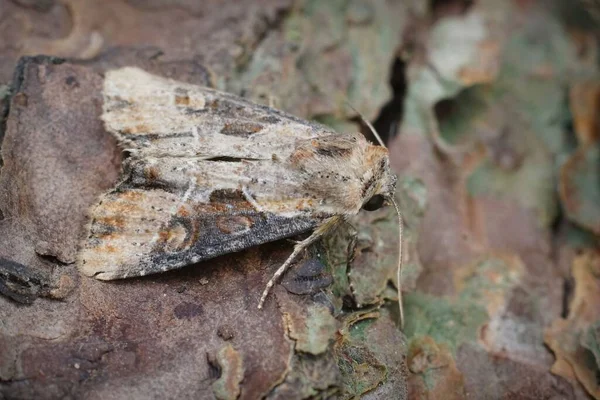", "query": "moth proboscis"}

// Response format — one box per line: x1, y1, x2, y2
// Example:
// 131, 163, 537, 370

78, 67, 404, 325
